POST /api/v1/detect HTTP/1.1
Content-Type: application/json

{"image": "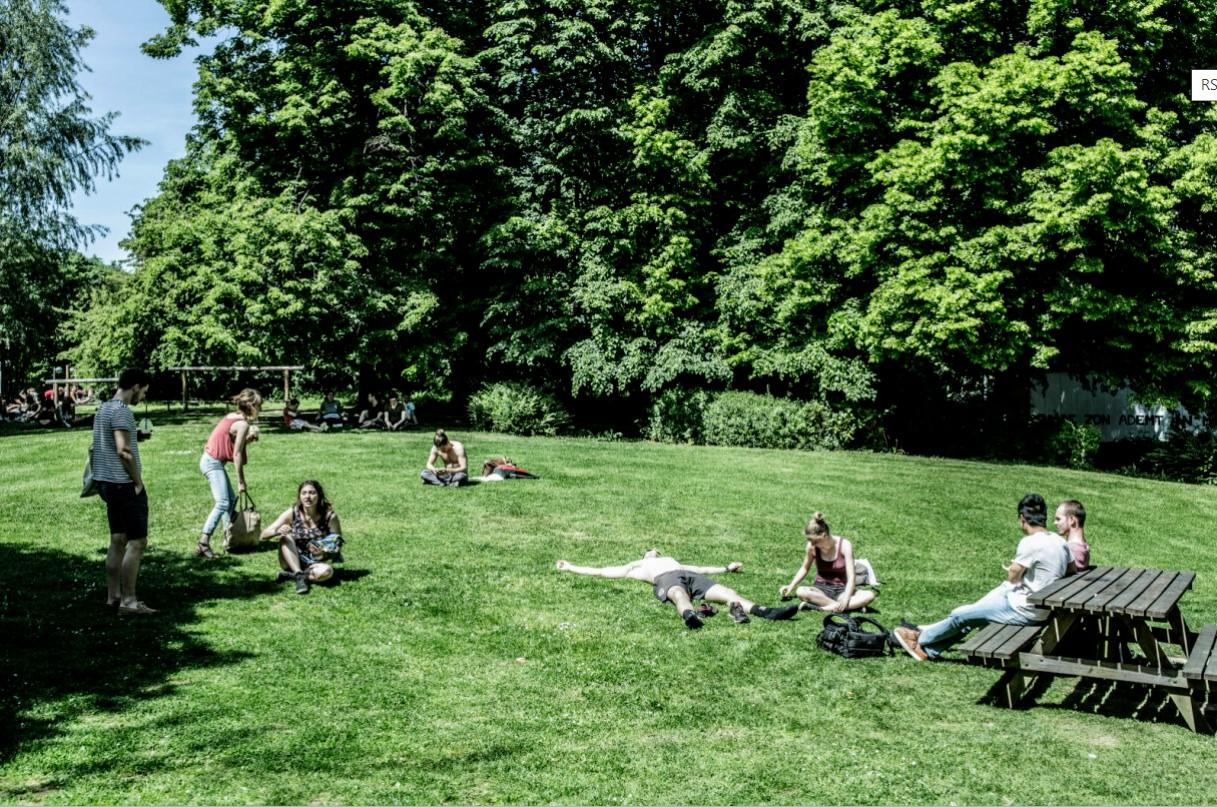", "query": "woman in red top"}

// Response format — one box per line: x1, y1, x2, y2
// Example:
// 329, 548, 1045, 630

778, 511, 877, 613
196, 388, 262, 558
